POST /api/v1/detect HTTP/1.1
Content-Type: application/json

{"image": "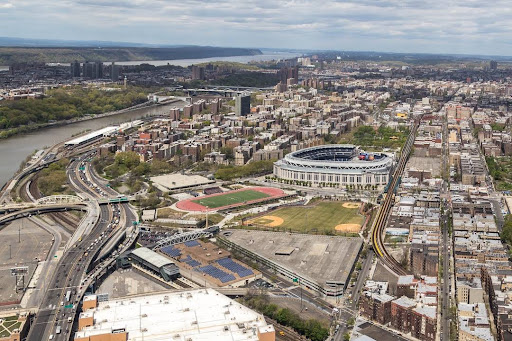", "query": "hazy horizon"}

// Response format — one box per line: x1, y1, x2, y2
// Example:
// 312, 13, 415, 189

1, 0, 512, 56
